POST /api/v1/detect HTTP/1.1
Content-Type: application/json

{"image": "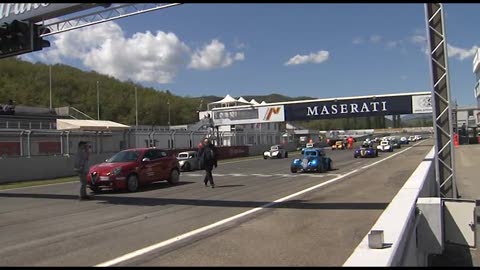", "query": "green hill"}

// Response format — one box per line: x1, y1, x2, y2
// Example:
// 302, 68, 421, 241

0, 57, 420, 130
0, 58, 317, 126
